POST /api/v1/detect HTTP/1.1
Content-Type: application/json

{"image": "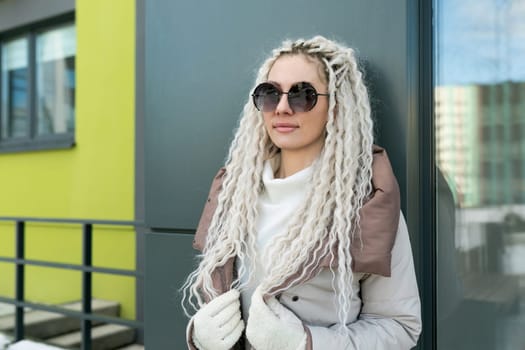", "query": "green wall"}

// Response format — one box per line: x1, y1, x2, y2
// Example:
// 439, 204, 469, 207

0, 0, 136, 319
